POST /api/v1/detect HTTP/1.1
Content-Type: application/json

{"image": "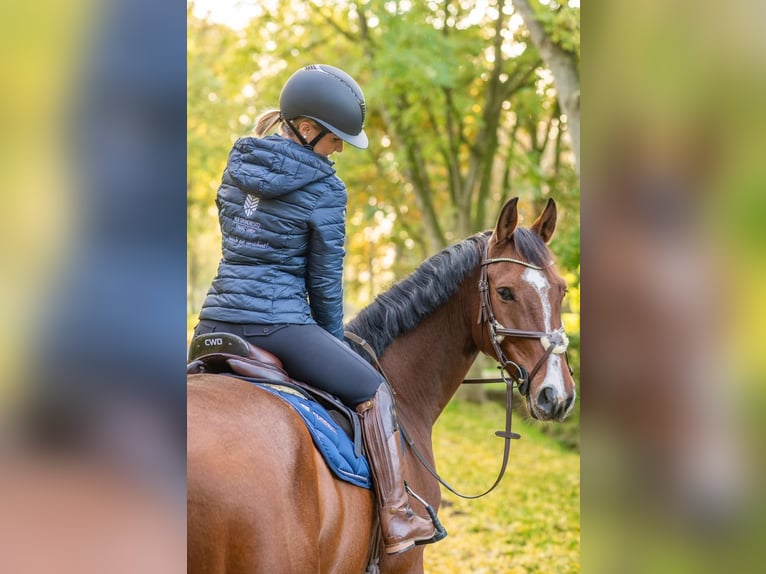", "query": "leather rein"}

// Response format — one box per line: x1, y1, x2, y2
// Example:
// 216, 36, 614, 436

350, 239, 571, 500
